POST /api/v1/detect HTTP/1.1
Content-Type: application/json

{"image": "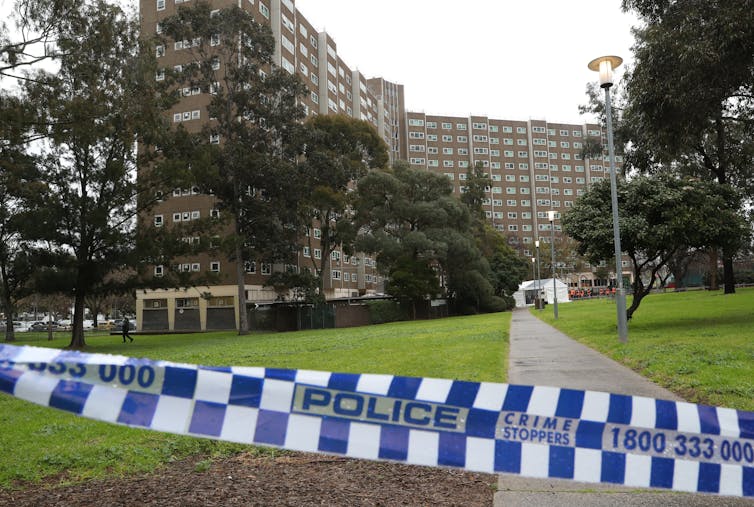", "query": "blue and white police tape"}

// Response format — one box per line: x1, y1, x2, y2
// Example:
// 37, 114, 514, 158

1, 343, 752, 497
